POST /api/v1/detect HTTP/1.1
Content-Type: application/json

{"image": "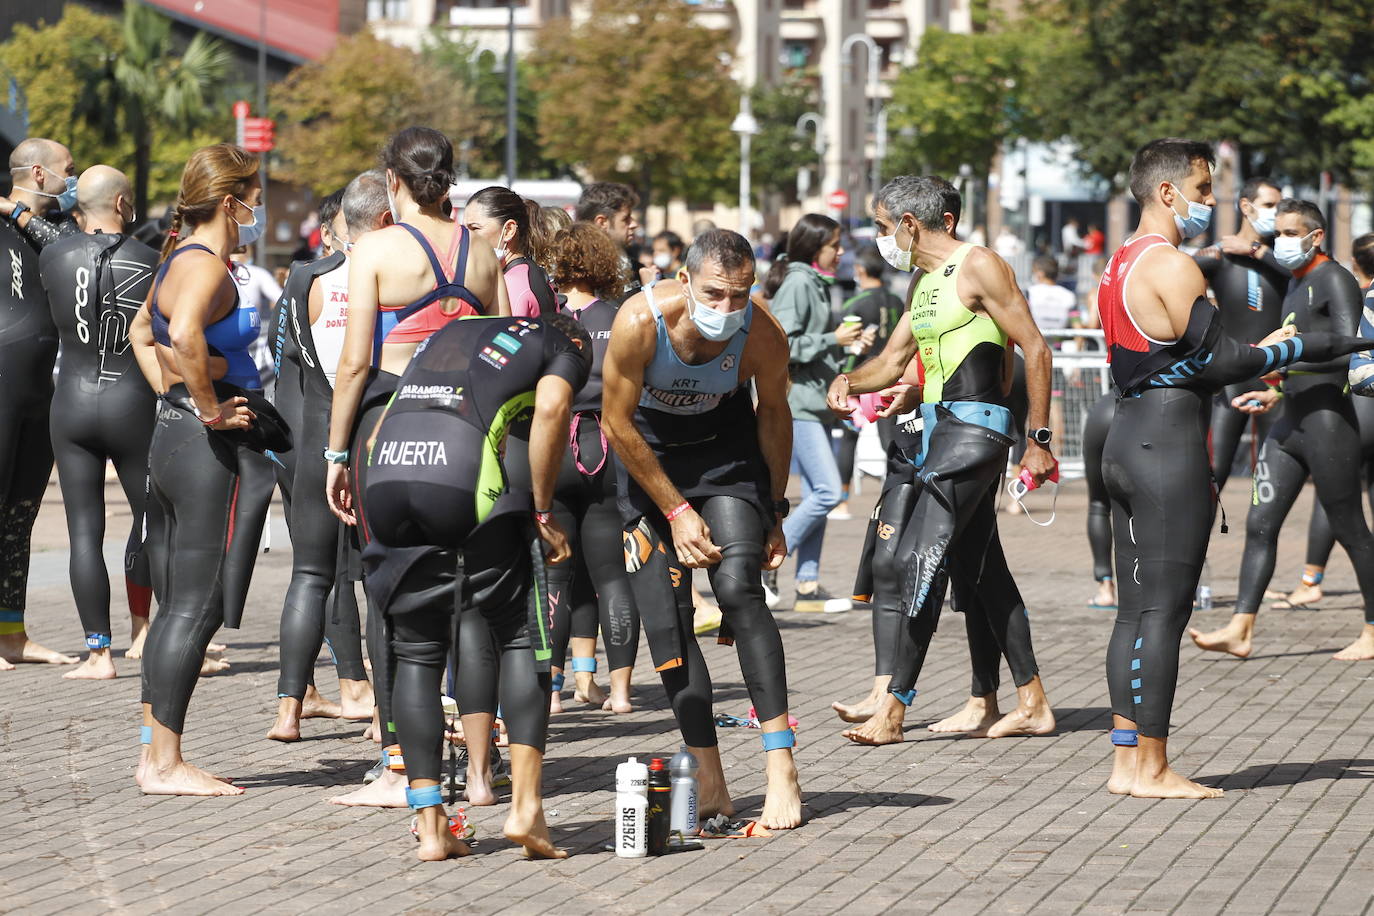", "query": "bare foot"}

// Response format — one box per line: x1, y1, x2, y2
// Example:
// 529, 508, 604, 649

1092, 580, 1117, 607
0, 634, 78, 666
832, 690, 883, 723
601, 694, 633, 714
63, 649, 117, 680
267, 697, 304, 742
574, 676, 608, 708
1333, 627, 1374, 661
928, 695, 999, 734
200, 655, 231, 676
207, 642, 227, 654
126, 625, 148, 659
1275, 582, 1322, 609
337, 679, 374, 719
549, 690, 565, 714
758, 750, 803, 830
328, 769, 407, 807
0, 656, 13, 671
416, 810, 471, 862
364, 709, 381, 743
465, 759, 497, 807
140, 760, 244, 797
697, 761, 735, 819
504, 804, 568, 859
1131, 765, 1223, 799
1107, 745, 1136, 795
1188, 622, 1252, 659
843, 697, 906, 745
985, 703, 1056, 738
302, 686, 343, 719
